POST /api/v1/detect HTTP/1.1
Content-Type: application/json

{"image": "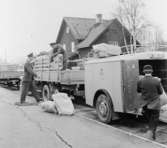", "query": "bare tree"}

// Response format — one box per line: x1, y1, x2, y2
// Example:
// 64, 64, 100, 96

137, 24, 165, 51
113, 0, 148, 53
